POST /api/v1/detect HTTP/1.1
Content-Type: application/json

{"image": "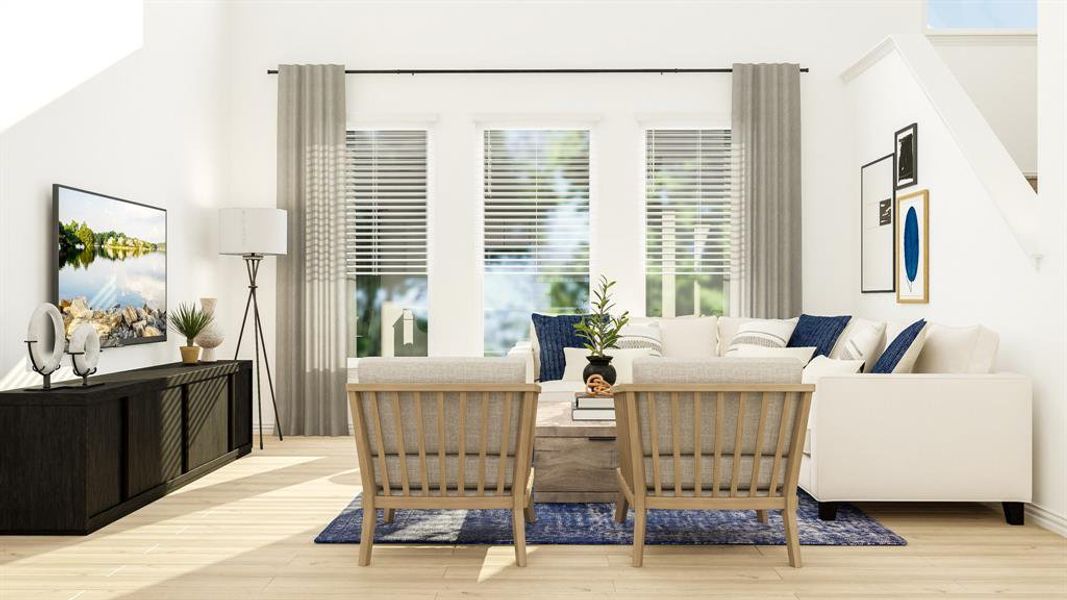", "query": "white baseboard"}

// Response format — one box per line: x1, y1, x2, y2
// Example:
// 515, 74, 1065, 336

1027, 503, 1067, 537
